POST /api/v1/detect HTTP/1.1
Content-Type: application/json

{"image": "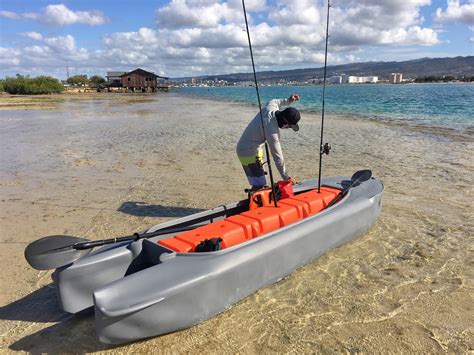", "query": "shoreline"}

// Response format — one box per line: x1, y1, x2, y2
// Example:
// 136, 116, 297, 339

164, 90, 474, 141
0, 90, 472, 144
175, 88, 474, 137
